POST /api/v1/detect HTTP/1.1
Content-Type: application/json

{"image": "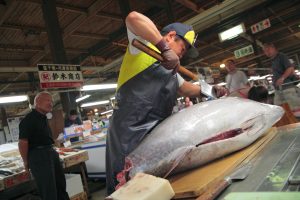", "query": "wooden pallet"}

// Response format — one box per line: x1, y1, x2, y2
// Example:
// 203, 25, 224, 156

70, 191, 87, 200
